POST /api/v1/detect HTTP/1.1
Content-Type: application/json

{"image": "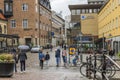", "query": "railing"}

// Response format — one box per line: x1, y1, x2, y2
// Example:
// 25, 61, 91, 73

80, 52, 120, 80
